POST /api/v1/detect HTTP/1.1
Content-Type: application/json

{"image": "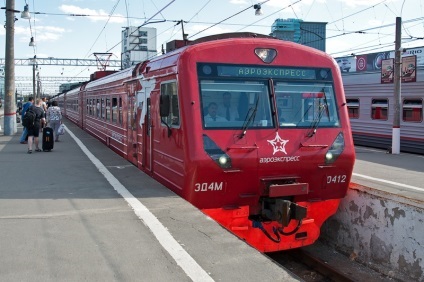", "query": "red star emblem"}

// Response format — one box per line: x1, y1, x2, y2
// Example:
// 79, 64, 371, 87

267, 132, 289, 155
